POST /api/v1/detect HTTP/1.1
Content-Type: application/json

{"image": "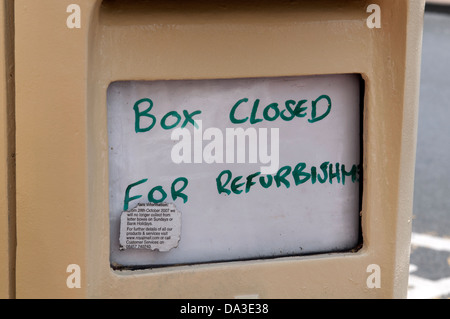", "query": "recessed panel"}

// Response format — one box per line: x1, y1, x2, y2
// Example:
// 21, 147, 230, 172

107, 74, 362, 268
